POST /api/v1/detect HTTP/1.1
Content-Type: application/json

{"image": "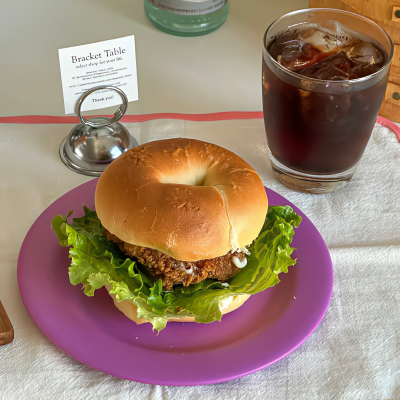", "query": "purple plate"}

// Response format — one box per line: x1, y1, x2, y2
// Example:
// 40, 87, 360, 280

18, 179, 333, 386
